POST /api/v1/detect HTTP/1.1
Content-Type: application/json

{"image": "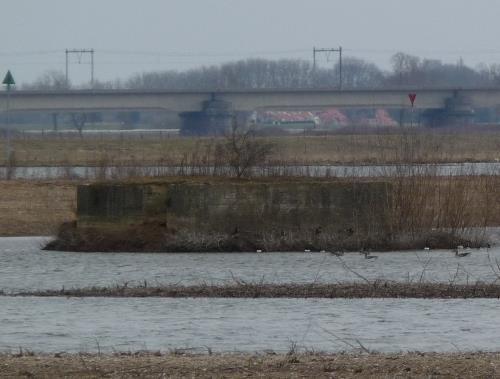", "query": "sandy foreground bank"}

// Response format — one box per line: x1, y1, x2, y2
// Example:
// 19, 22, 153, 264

0, 352, 499, 378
